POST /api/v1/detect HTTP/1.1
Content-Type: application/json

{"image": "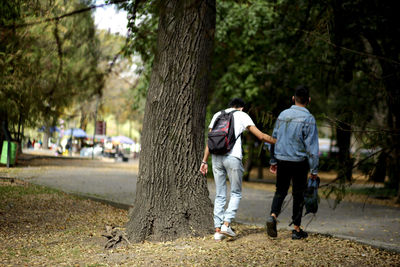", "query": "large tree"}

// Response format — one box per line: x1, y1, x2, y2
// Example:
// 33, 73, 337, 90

125, 0, 216, 242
